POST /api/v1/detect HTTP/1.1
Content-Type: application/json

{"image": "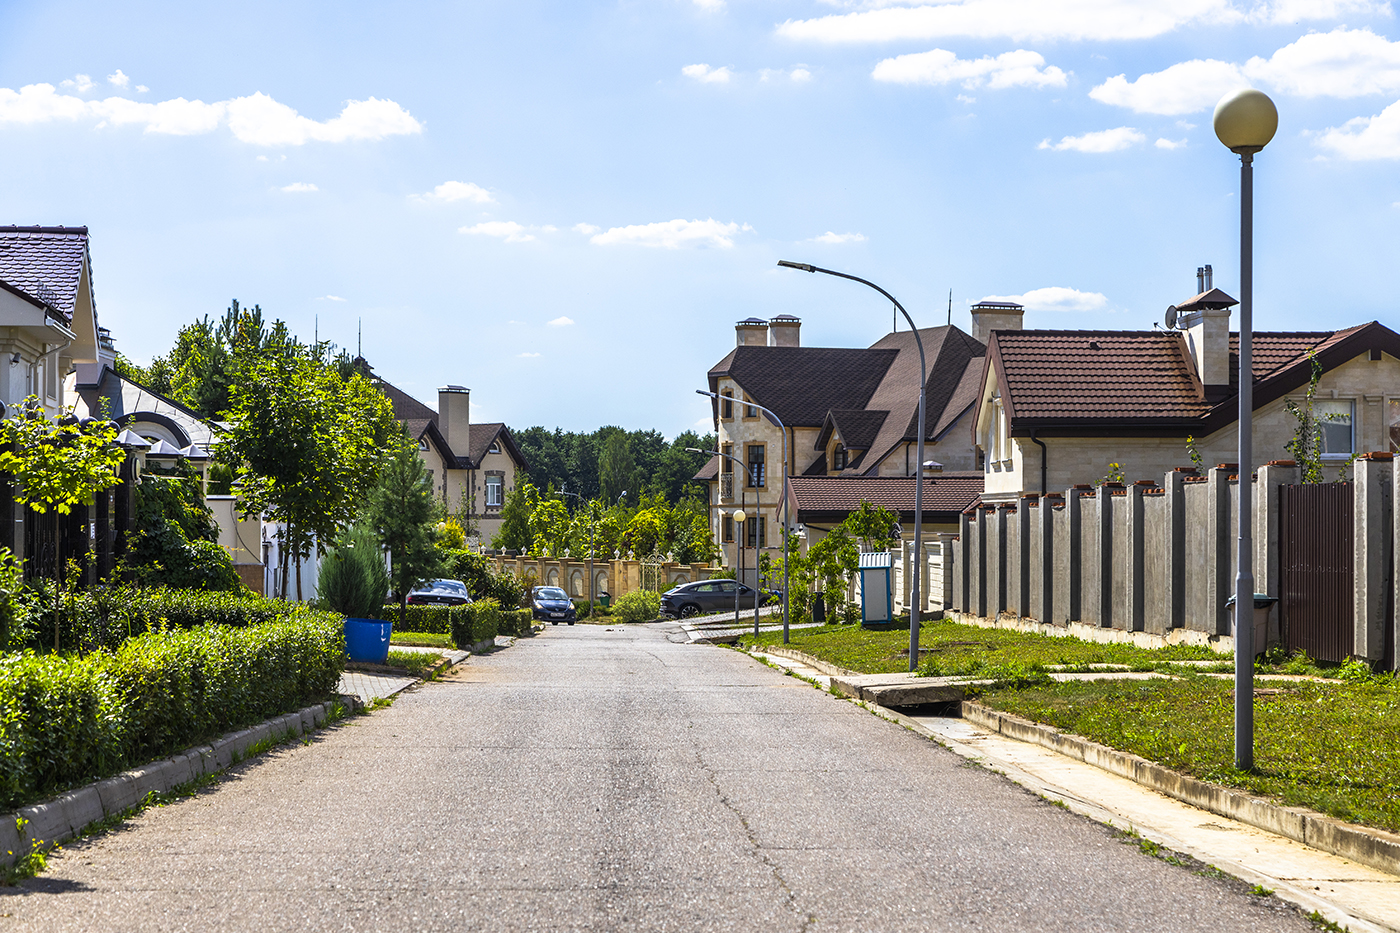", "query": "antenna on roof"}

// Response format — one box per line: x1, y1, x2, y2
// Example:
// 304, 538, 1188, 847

357, 318, 362, 358
314, 314, 318, 346
947, 289, 952, 327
